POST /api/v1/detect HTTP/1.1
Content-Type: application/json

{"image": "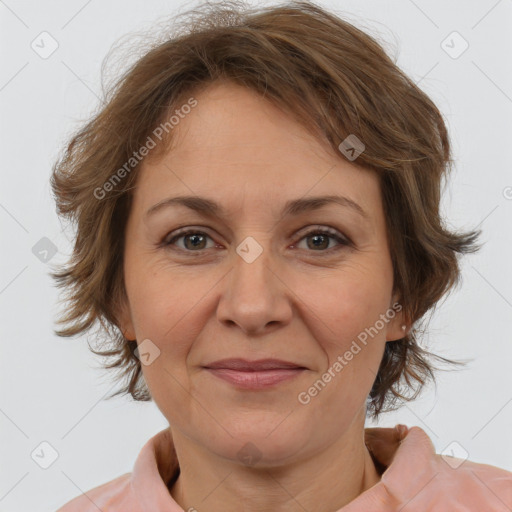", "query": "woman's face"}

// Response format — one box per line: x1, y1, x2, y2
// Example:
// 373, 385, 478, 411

119, 81, 405, 464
